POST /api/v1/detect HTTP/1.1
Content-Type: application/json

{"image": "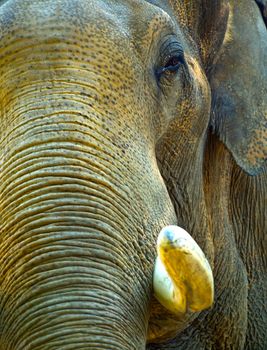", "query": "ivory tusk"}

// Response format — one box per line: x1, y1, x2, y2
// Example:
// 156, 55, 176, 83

153, 225, 214, 315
